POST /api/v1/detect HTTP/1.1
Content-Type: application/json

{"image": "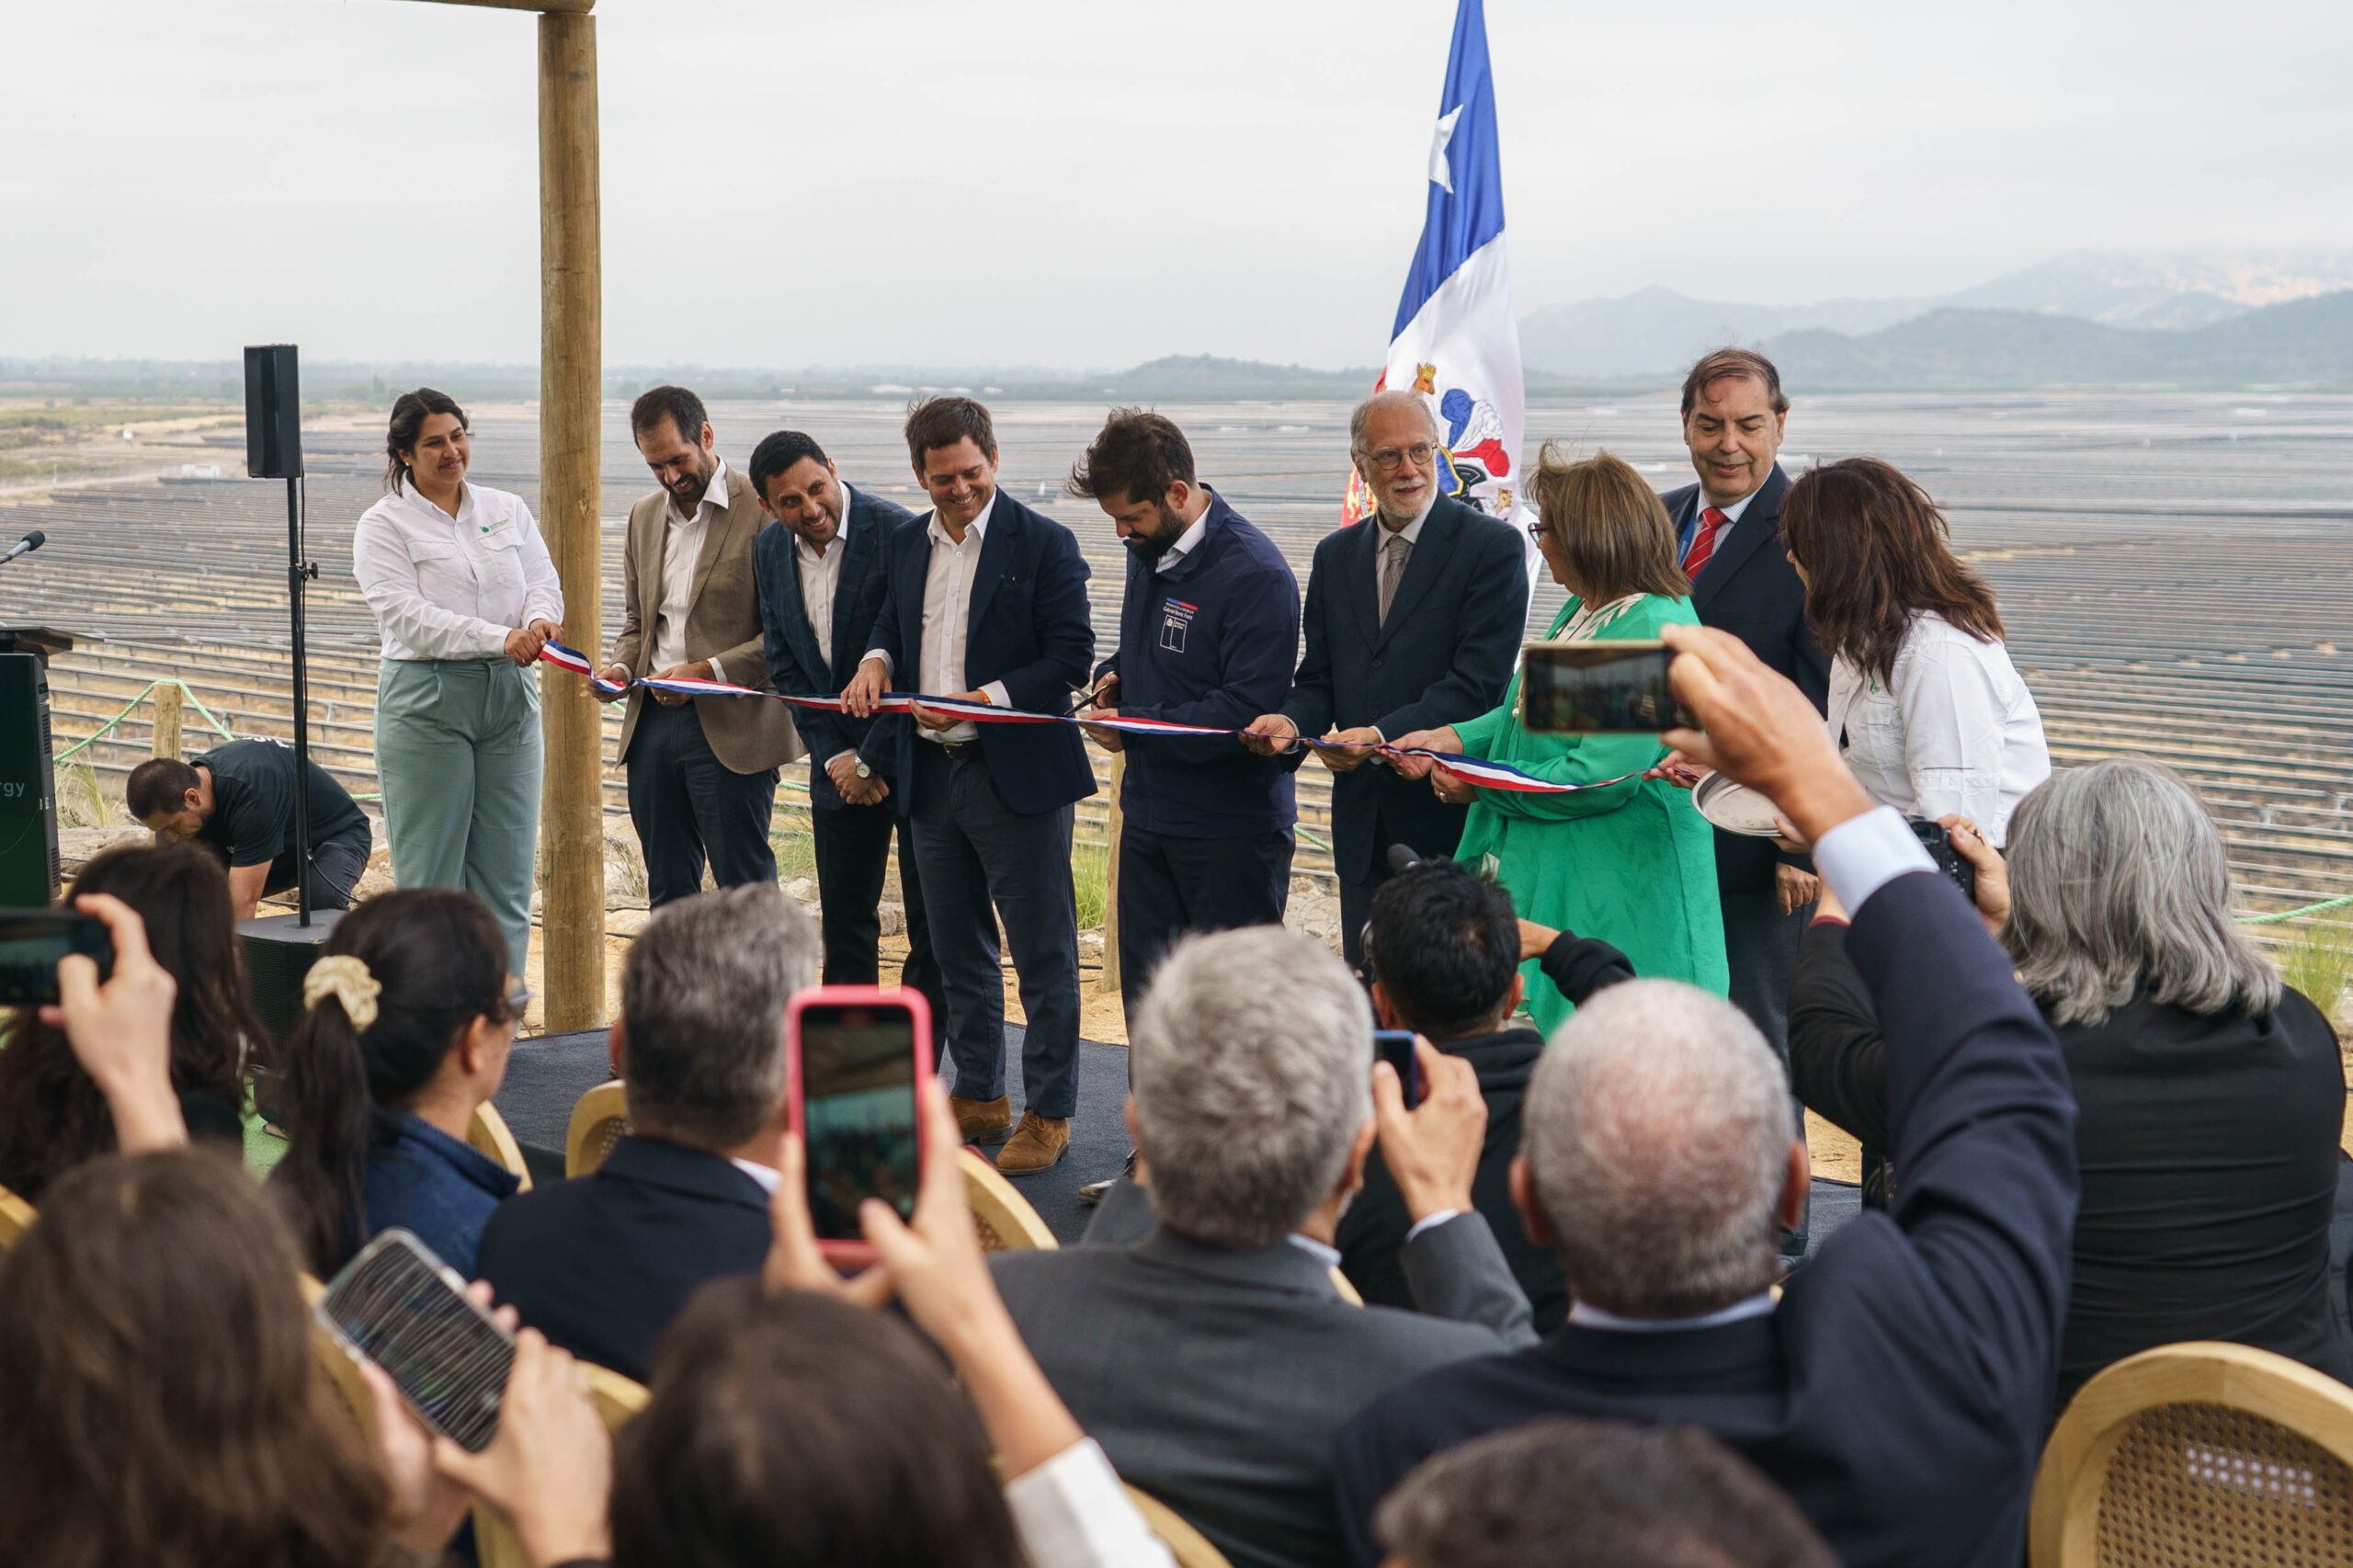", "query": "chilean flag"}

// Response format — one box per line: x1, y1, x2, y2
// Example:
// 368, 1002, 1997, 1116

1343, 0, 1535, 576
